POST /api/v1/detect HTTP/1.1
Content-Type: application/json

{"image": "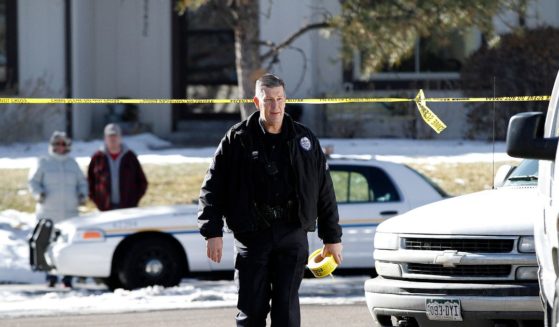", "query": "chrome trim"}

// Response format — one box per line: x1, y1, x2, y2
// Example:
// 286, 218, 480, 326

376, 234, 537, 281
375, 250, 536, 265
